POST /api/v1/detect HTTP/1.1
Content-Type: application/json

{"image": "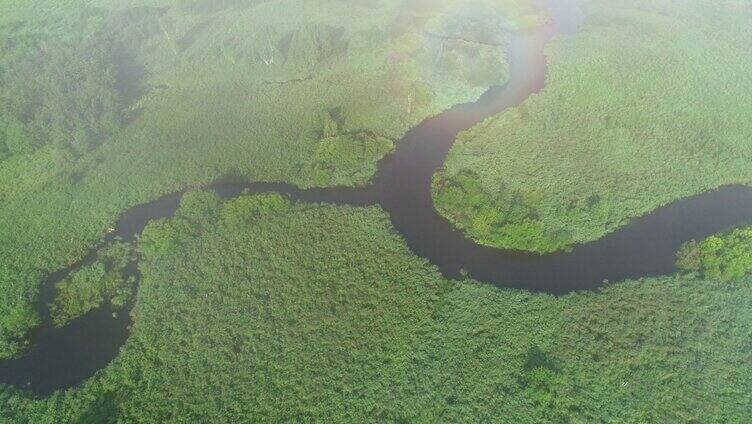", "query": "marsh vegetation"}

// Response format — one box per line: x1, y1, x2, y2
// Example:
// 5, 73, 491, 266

434, 0, 752, 252
0, 0, 750, 422
3, 193, 750, 422
0, 0, 522, 357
